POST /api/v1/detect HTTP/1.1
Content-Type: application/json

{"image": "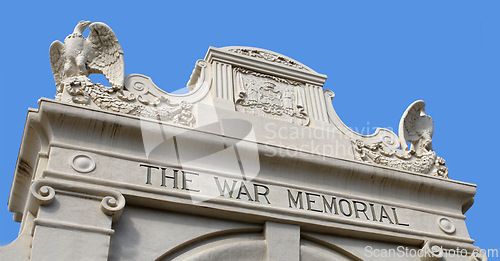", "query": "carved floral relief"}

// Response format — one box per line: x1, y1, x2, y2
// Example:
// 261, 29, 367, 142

351, 100, 448, 178
227, 48, 310, 71
49, 21, 196, 127
352, 139, 448, 178
60, 76, 195, 127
